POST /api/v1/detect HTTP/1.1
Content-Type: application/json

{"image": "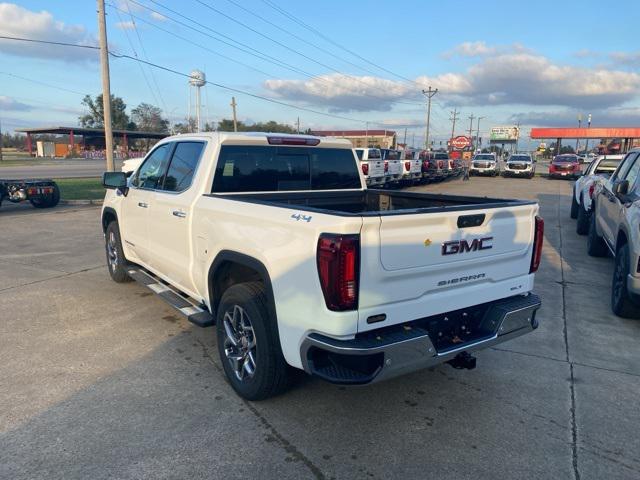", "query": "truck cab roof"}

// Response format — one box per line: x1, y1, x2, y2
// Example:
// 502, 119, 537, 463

166, 131, 353, 149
